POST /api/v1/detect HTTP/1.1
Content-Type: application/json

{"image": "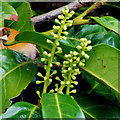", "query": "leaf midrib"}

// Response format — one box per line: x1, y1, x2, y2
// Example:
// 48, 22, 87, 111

0, 61, 33, 81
